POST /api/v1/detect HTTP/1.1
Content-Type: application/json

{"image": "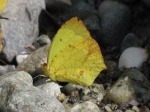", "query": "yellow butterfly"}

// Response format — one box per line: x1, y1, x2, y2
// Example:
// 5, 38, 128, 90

41, 17, 107, 86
